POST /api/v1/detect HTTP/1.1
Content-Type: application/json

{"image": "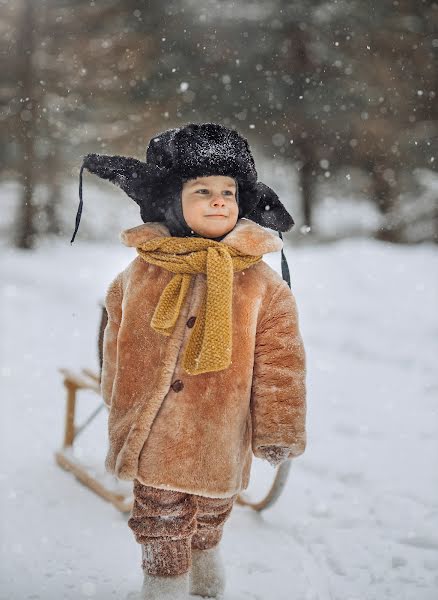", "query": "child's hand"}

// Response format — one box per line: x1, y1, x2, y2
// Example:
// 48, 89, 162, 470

258, 445, 291, 467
